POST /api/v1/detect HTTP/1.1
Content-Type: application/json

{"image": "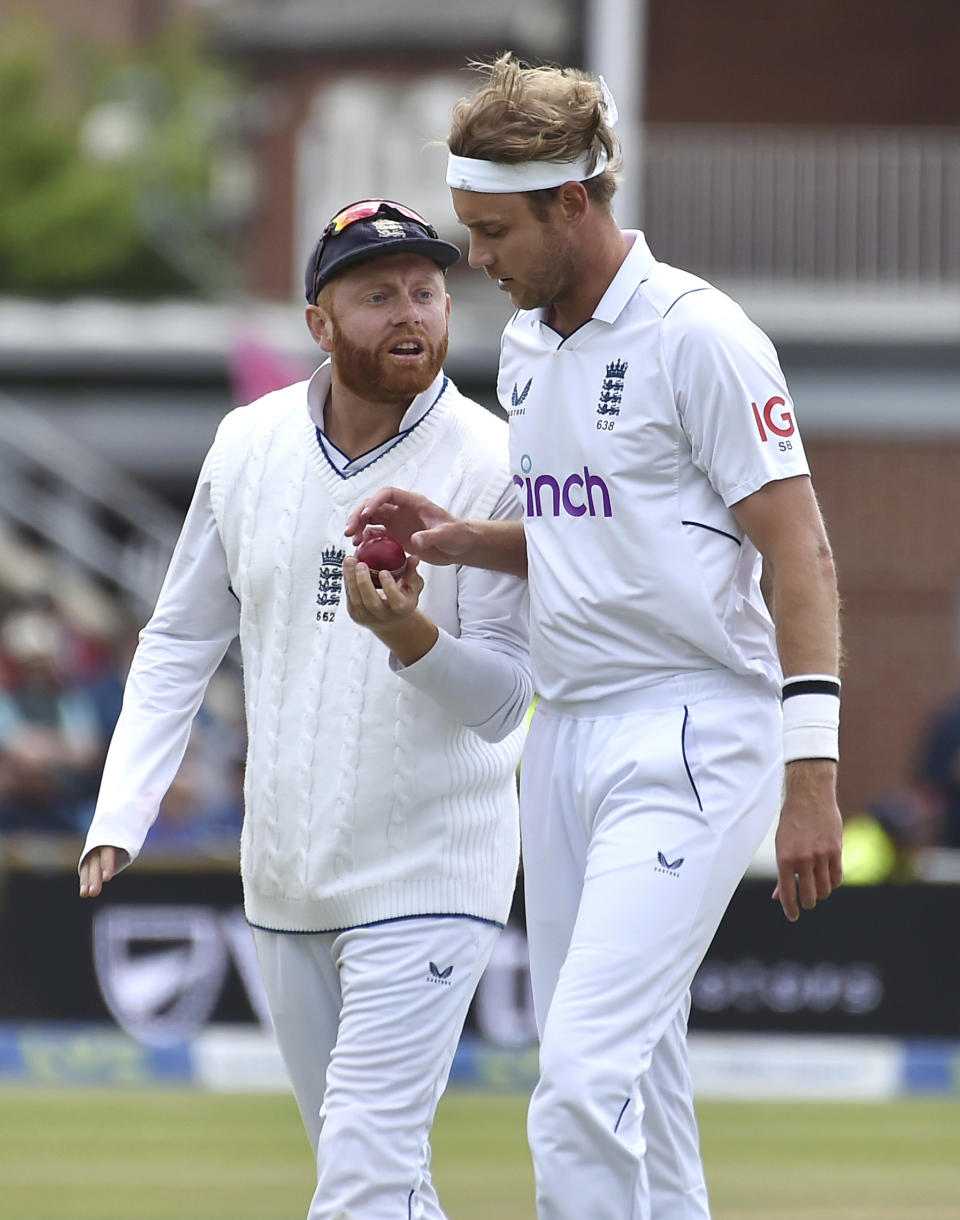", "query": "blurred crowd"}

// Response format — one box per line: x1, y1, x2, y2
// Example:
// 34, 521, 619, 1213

0, 529, 245, 850
813, 696, 960, 883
